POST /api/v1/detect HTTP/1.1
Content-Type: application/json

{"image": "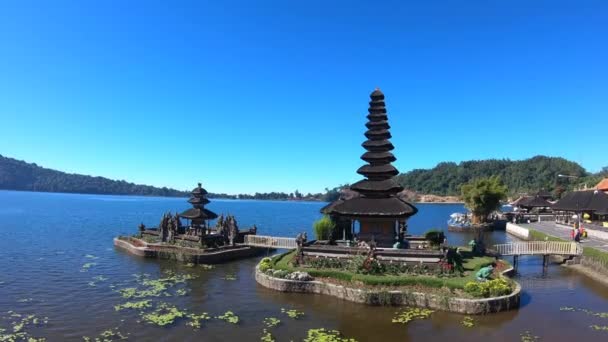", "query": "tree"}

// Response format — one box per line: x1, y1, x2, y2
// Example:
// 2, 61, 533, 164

460, 176, 507, 223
